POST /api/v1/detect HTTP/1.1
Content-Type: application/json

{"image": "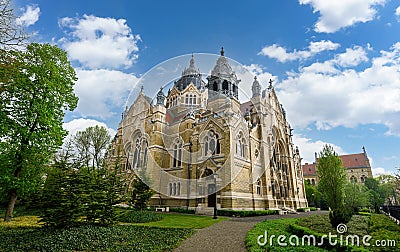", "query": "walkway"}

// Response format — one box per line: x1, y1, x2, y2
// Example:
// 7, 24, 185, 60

174, 211, 327, 252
